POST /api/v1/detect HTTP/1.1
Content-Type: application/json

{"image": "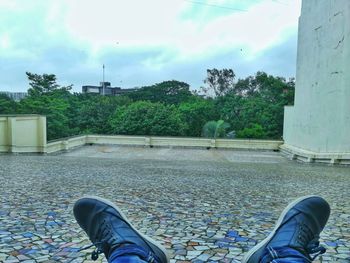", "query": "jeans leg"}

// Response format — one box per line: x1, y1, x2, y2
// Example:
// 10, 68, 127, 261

260, 246, 311, 263
266, 258, 309, 263
109, 255, 148, 263
108, 244, 159, 263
